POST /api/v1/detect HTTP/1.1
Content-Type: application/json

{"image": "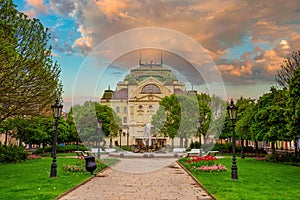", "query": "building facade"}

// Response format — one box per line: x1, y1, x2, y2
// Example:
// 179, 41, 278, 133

100, 60, 187, 147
